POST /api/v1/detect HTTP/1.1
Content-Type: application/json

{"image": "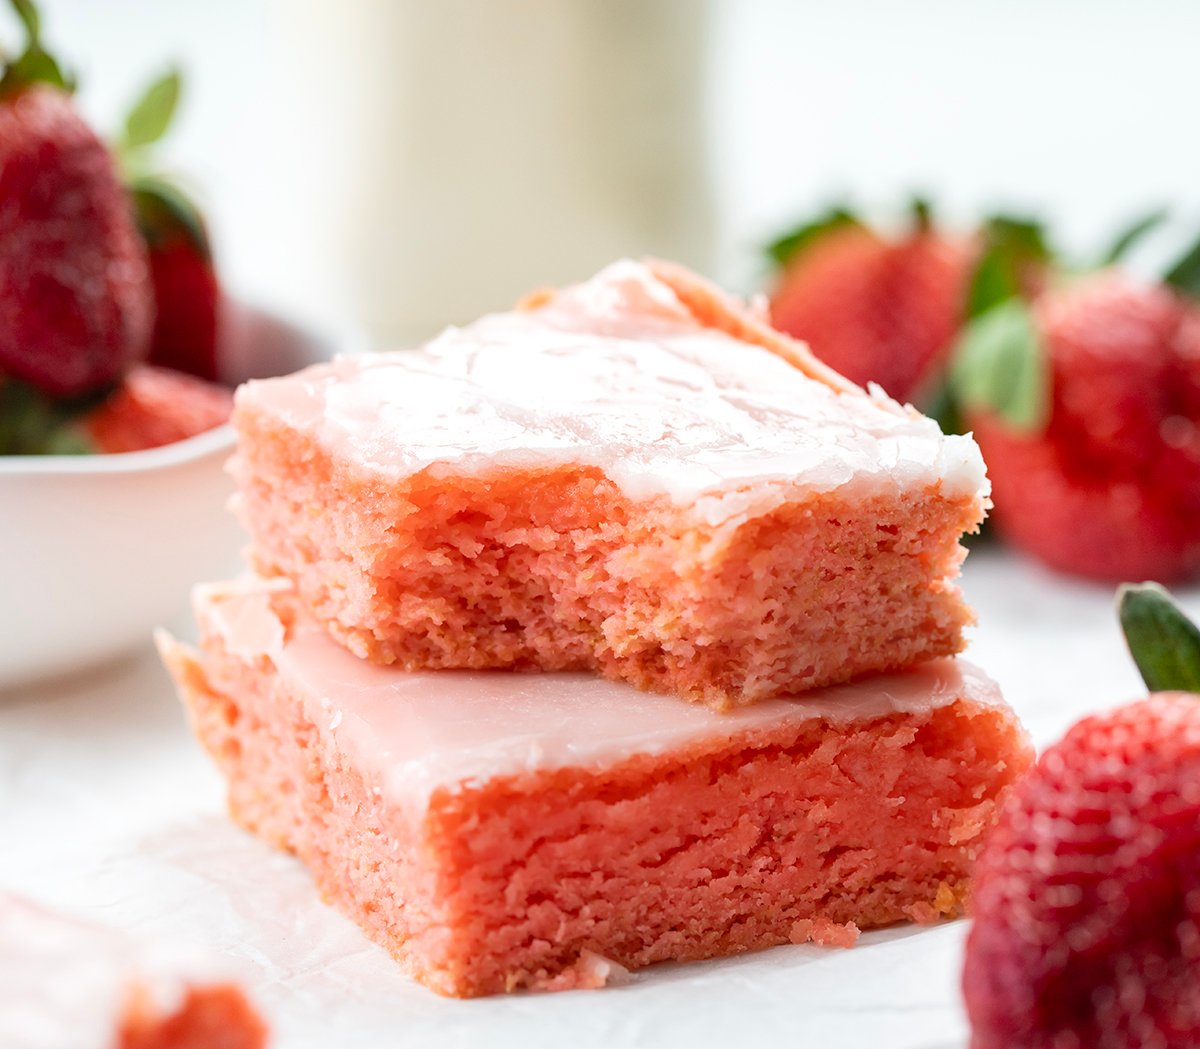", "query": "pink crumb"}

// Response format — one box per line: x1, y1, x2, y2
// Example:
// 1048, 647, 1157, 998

789, 918, 862, 949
